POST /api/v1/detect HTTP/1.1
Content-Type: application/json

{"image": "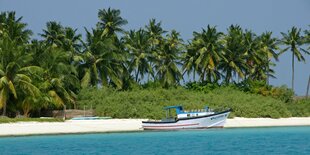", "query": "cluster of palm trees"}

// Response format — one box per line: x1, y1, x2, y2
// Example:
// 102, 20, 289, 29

0, 9, 309, 116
